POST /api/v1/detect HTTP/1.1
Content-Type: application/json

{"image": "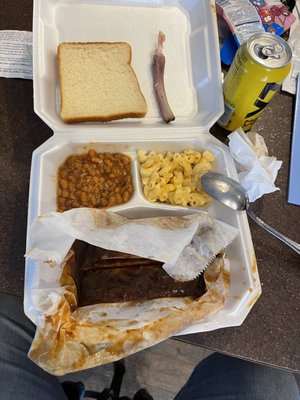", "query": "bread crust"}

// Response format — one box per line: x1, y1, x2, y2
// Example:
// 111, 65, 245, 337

57, 42, 147, 123
61, 111, 147, 123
